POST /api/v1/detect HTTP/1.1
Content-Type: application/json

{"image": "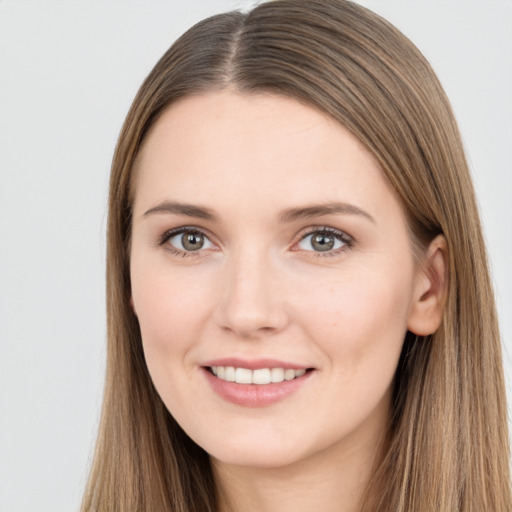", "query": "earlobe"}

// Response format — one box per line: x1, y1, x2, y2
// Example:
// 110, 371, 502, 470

407, 234, 449, 336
